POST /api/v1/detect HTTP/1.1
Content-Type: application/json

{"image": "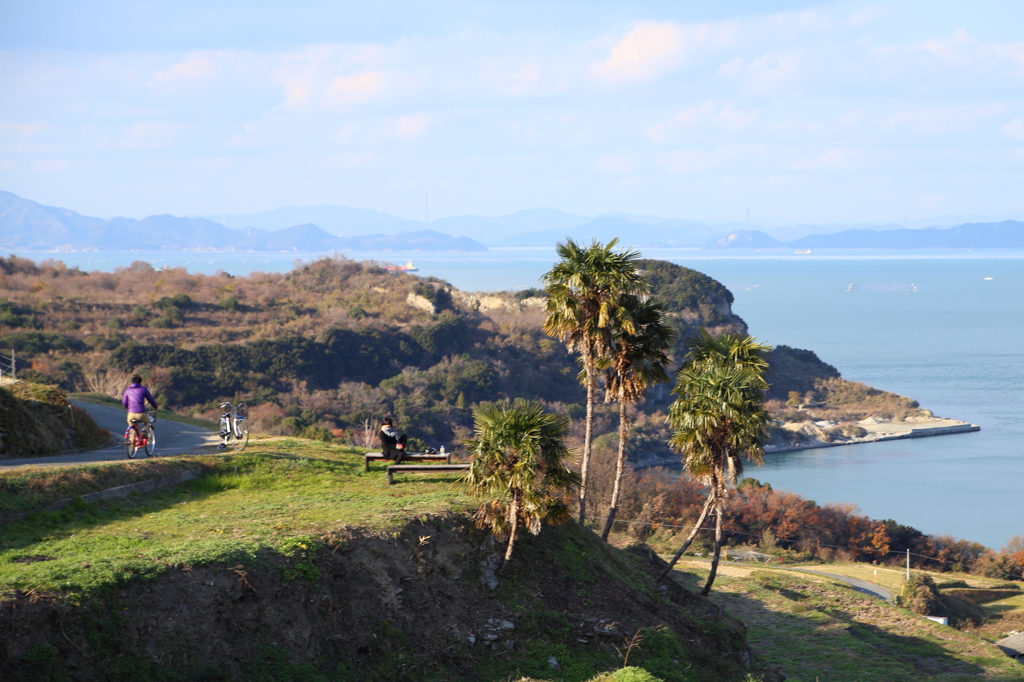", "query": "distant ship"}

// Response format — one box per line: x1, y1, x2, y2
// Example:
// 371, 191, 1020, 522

794, 249, 812, 255
385, 260, 419, 272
